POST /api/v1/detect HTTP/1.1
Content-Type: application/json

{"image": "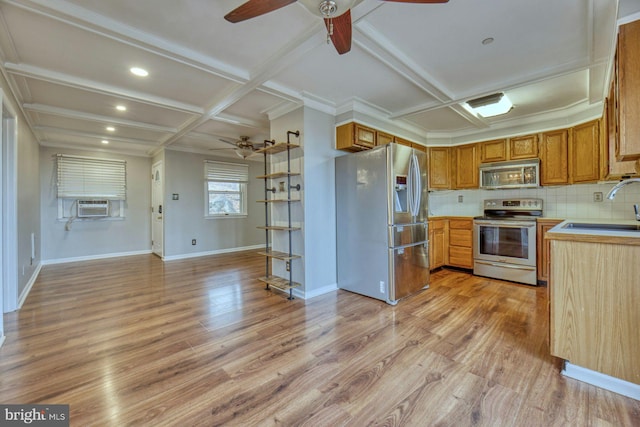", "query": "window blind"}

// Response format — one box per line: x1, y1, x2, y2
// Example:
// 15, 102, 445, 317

57, 154, 127, 200
205, 160, 248, 182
